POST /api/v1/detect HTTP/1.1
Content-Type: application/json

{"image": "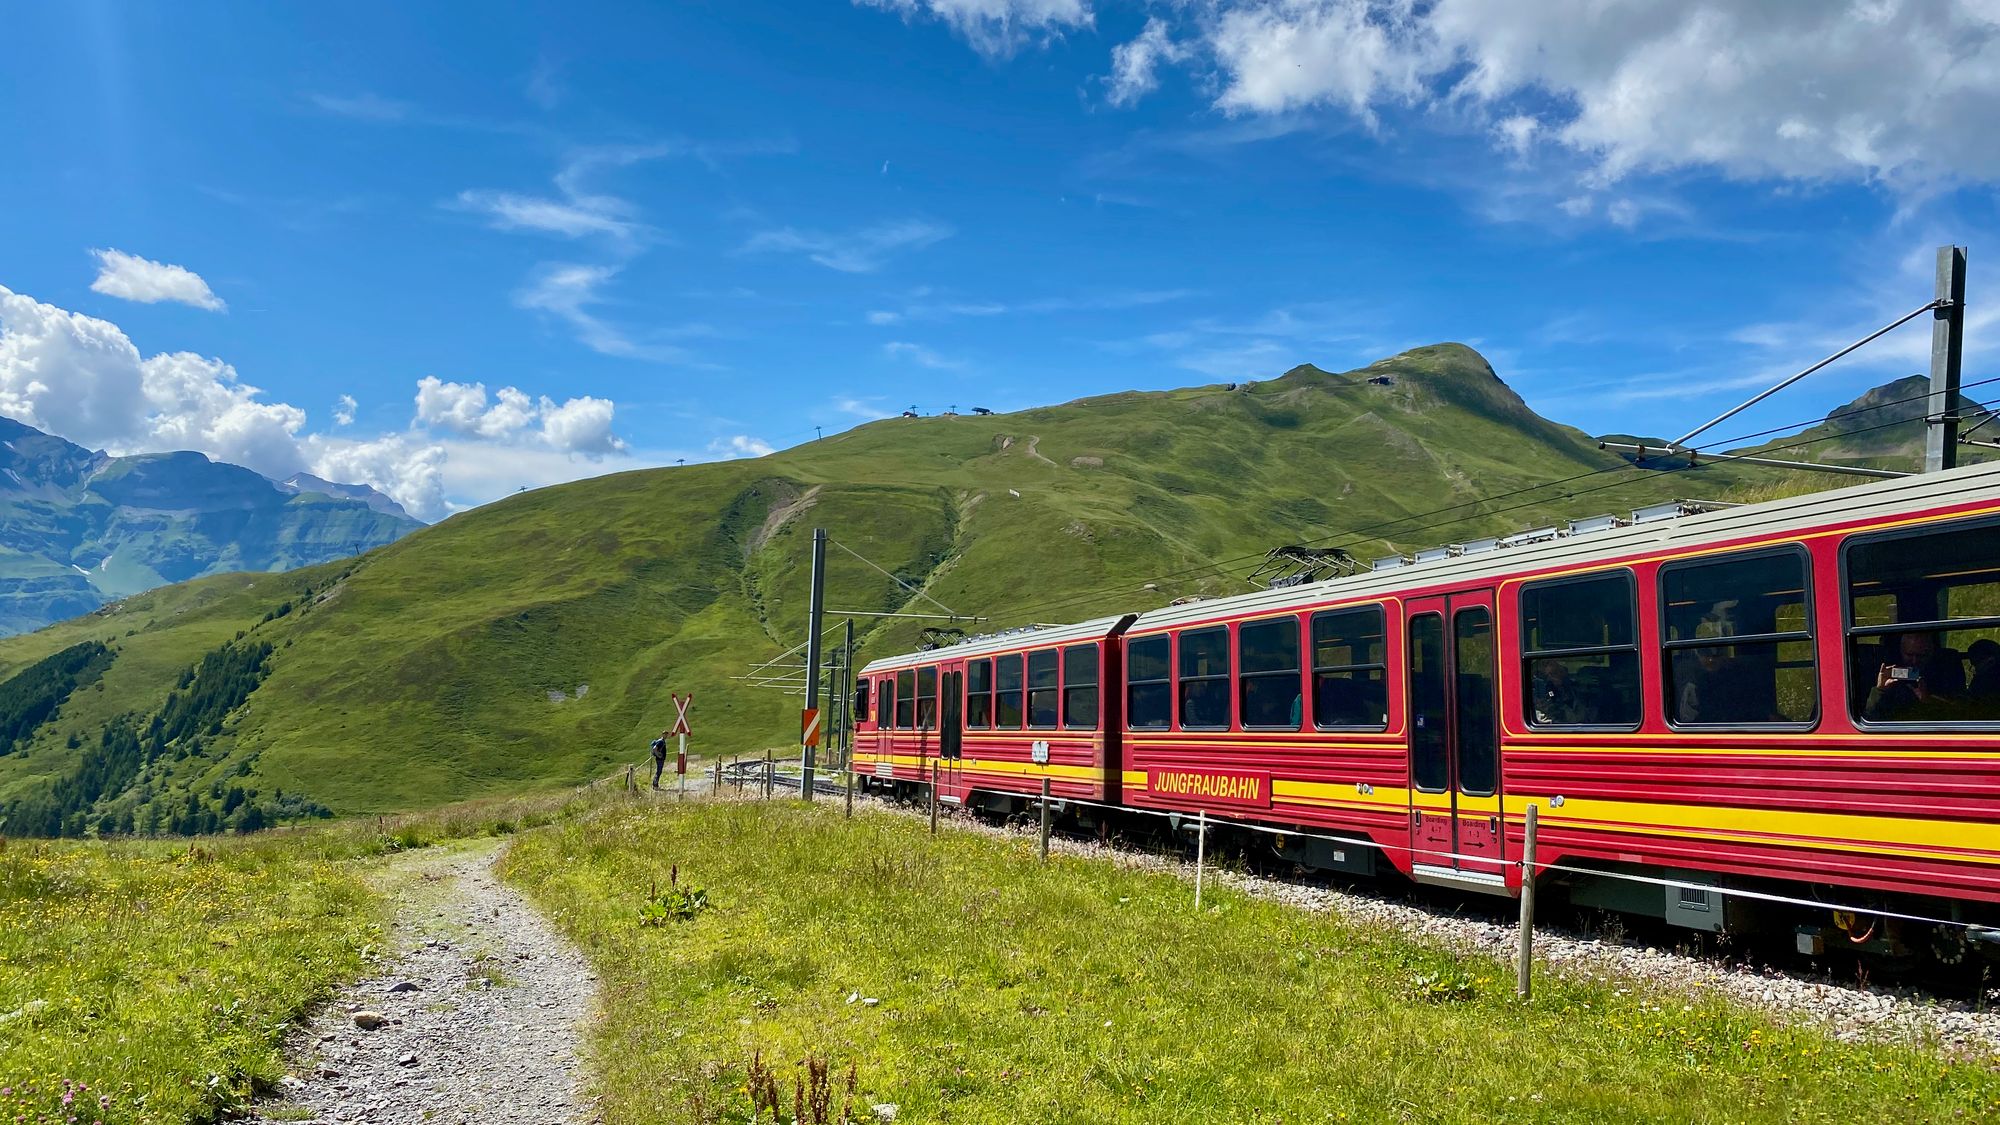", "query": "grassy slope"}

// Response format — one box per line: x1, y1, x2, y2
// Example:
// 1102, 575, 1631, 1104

503, 800, 2000, 1124
0, 344, 1764, 819
0, 835, 378, 1123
